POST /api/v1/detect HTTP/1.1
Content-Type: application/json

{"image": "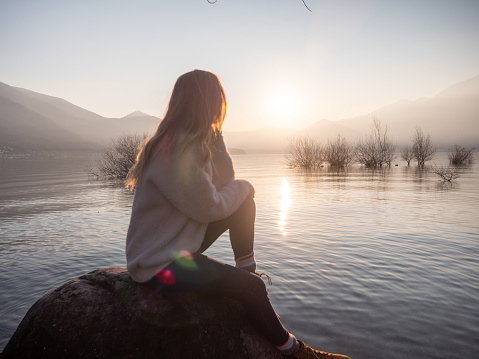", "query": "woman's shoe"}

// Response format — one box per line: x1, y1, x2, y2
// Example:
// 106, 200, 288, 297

253, 271, 273, 285
292, 340, 350, 359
